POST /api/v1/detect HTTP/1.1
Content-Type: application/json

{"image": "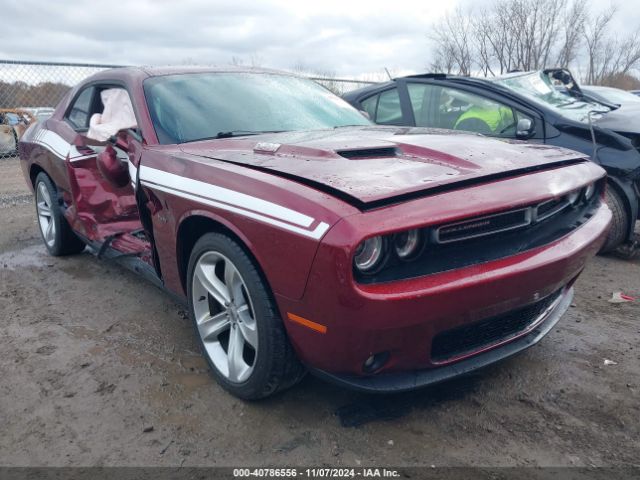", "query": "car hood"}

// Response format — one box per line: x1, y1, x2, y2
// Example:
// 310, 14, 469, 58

594, 104, 640, 134
181, 126, 586, 207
